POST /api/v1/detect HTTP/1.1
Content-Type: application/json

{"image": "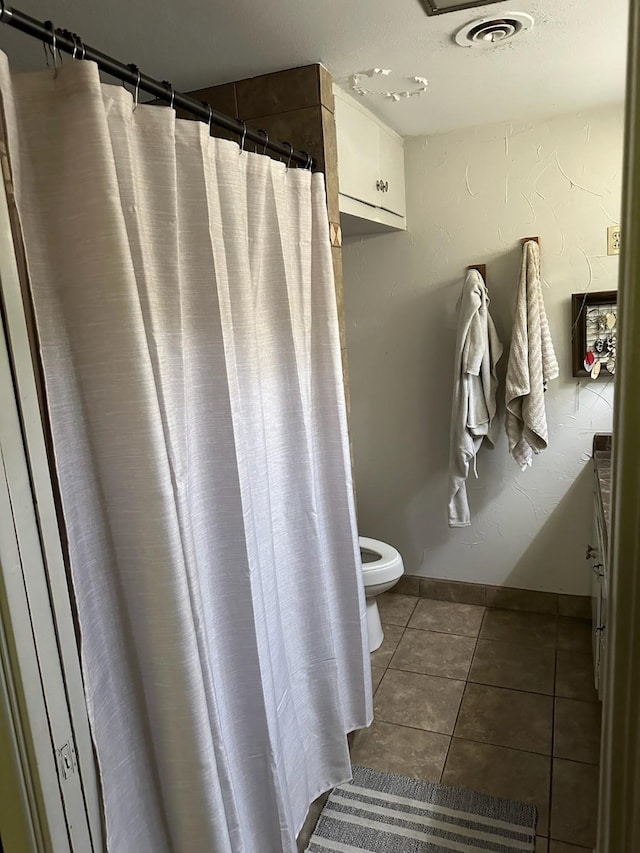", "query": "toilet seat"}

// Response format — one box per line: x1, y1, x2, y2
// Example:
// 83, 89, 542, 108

359, 536, 403, 586
358, 535, 405, 651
